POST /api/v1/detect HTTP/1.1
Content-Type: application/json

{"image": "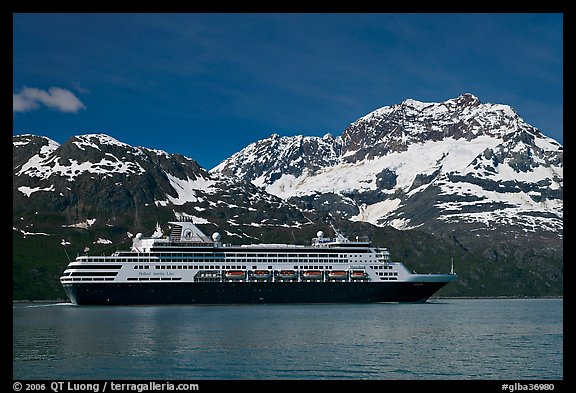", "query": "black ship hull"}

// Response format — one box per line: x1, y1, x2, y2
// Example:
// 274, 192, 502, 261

62, 281, 450, 305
